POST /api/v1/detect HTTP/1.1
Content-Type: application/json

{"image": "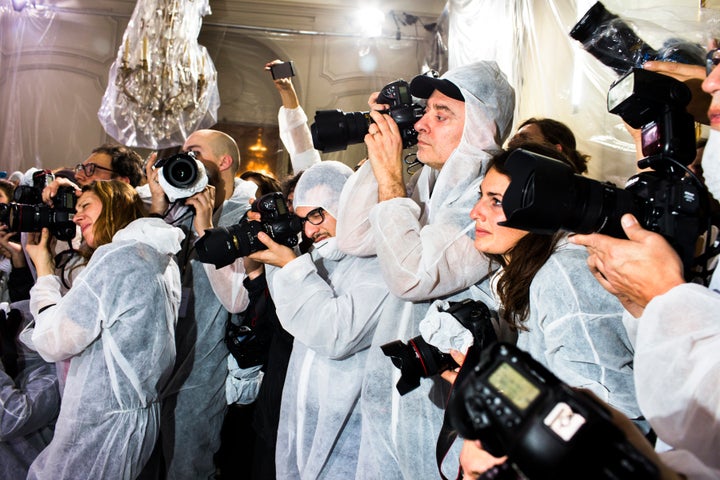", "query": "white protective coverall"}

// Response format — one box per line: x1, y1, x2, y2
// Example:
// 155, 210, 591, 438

474, 240, 642, 419
335, 61, 515, 479
26, 217, 184, 480
266, 161, 389, 479
0, 301, 59, 479
159, 177, 255, 479
634, 282, 720, 479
